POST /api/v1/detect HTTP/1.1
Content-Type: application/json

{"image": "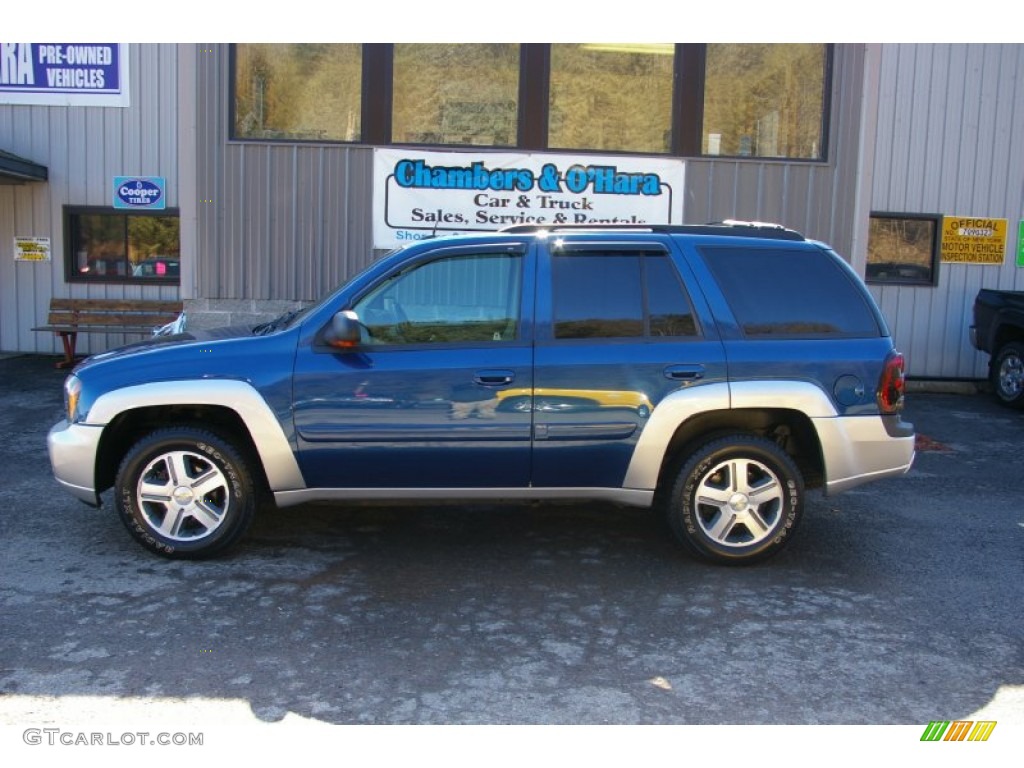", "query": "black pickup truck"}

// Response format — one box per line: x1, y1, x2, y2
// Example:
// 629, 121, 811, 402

971, 288, 1024, 407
